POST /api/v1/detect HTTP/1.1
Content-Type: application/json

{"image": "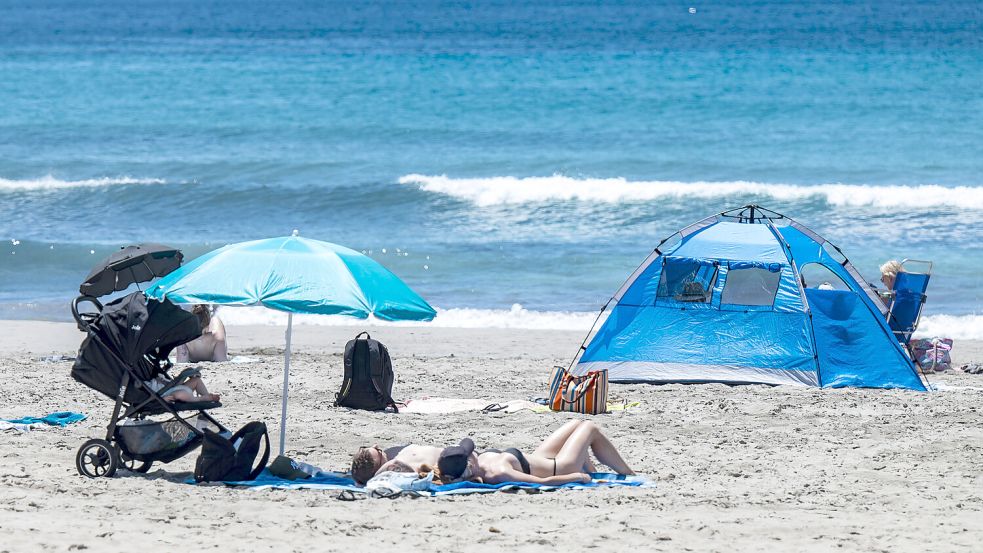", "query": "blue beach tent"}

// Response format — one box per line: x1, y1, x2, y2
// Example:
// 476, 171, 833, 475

573, 205, 927, 391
